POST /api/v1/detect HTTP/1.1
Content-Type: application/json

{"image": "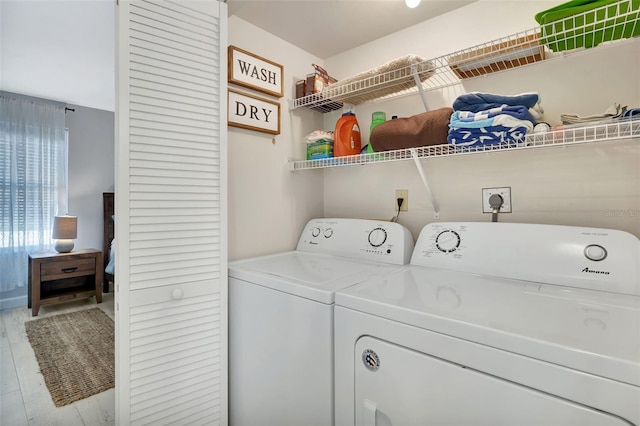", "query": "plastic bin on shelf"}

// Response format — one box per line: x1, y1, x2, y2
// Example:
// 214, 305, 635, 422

535, 0, 640, 52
